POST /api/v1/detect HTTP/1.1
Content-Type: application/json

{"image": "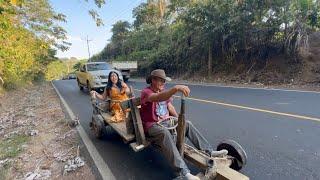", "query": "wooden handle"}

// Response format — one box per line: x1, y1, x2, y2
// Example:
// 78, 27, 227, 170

176, 94, 186, 156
